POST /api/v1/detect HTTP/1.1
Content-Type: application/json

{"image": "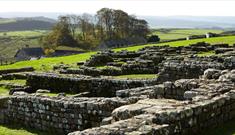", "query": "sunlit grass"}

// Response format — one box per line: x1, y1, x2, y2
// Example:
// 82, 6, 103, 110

0, 124, 52, 135
113, 74, 157, 79
114, 36, 235, 52
197, 51, 216, 57
0, 36, 234, 71
0, 52, 95, 71
0, 87, 10, 96
0, 79, 26, 86
152, 29, 223, 40
0, 30, 48, 37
